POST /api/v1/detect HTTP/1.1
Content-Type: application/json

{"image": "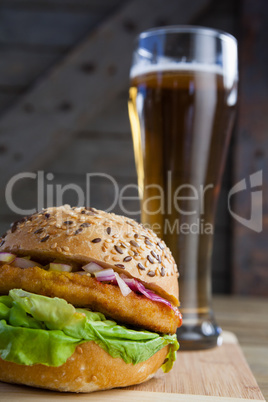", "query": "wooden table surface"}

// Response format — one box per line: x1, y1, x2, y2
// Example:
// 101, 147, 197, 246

213, 296, 268, 400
